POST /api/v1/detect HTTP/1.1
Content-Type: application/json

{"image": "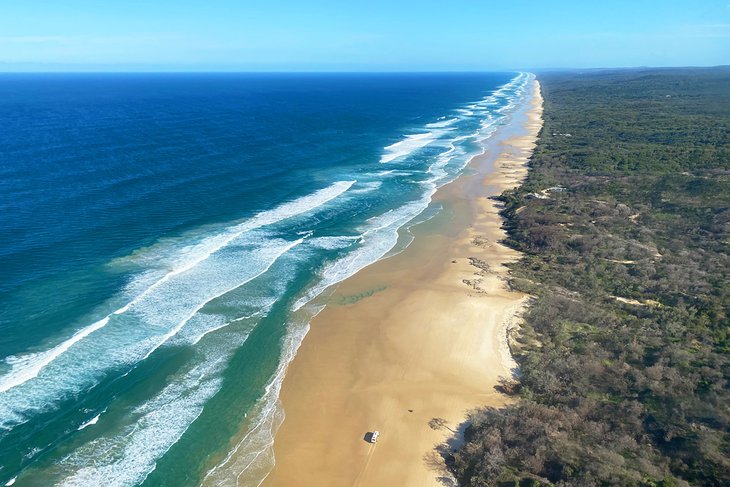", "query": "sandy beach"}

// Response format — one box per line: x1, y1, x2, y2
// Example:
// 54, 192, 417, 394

263, 80, 543, 487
